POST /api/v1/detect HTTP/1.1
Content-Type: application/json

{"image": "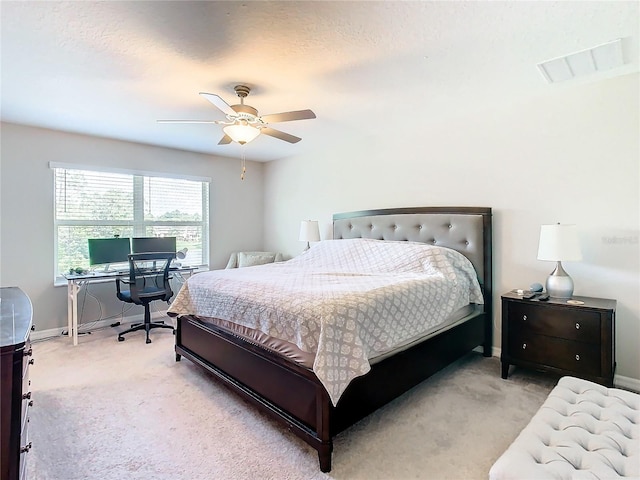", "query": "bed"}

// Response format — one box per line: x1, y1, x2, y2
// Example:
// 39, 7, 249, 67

169, 206, 493, 472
